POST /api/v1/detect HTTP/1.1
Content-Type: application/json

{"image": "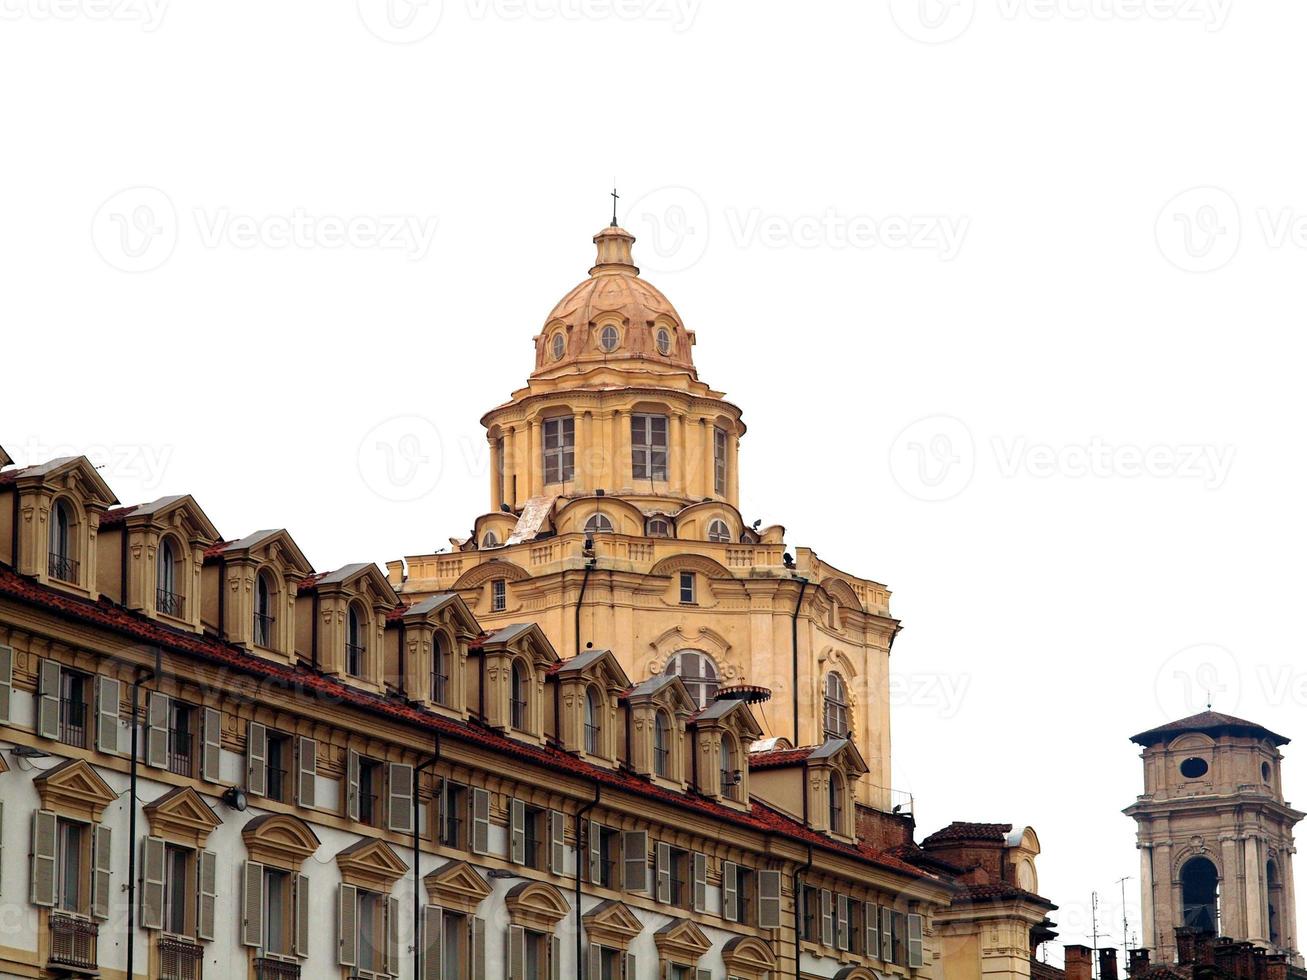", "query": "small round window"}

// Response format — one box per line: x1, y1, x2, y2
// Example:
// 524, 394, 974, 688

551, 333, 566, 360
1180, 757, 1209, 779
656, 328, 671, 355
599, 325, 620, 352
